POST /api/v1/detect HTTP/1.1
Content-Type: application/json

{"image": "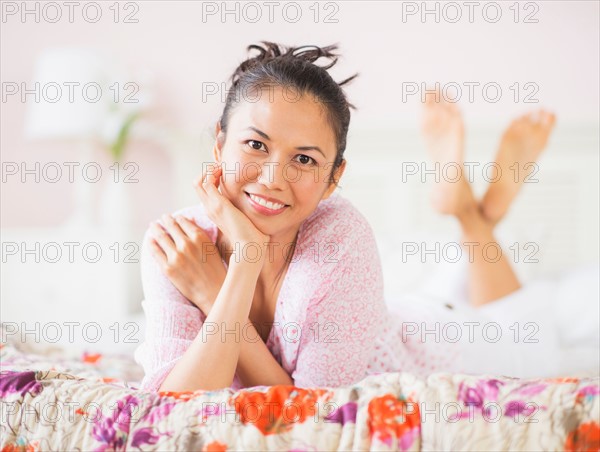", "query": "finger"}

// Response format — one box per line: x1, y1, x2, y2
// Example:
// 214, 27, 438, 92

149, 238, 167, 266
216, 164, 225, 194
204, 170, 236, 219
150, 222, 177, 261
200, 163, 220, 186
194, 164, 216, 204
214, 165, 223, 190
200, 167, 229, 215
161, 214, 188, 249
175, 216, 210, 242
194, 176, 207, 203
203, 167, 222, 198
